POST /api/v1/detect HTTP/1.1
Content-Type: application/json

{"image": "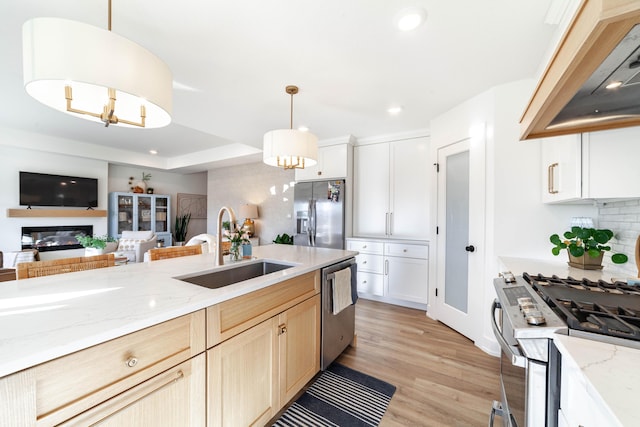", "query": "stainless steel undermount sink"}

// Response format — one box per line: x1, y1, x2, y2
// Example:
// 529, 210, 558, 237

177, 260, 294, 289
